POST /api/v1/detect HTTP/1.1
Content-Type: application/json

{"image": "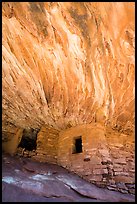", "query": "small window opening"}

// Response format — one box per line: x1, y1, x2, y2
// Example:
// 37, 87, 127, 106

72, 136, 82, 154
18, 129, 38, 151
